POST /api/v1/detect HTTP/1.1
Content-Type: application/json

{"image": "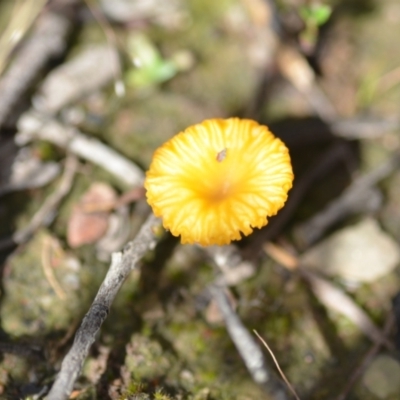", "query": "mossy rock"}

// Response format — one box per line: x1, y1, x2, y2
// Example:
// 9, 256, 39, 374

1, 230, 103, 337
